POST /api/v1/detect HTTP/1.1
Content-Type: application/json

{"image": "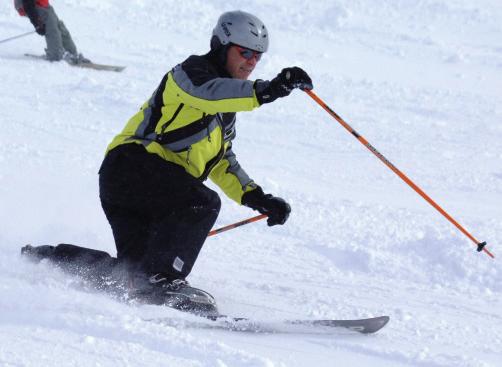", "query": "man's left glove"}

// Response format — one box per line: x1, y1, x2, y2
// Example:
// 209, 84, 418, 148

32, 17, 46, 35
242, 187, 291, 226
